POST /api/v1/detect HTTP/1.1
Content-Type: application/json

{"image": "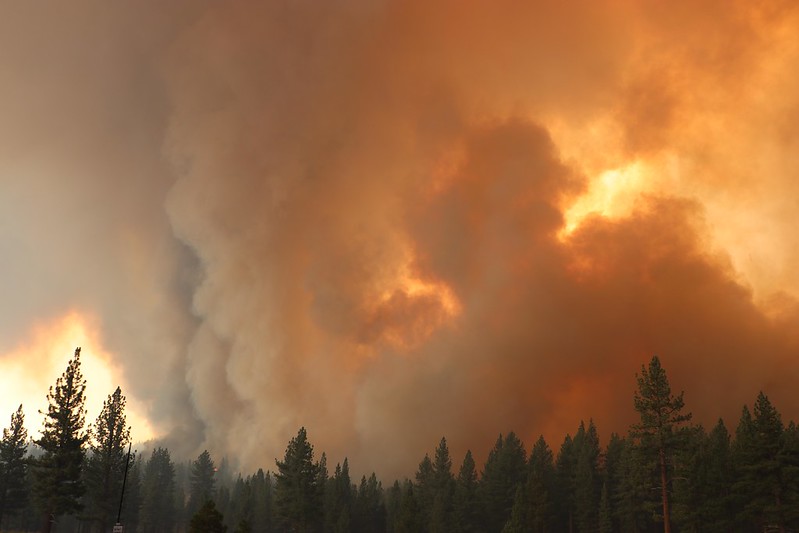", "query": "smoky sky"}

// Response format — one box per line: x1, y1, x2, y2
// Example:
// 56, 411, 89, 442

1, 0, 798, 478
